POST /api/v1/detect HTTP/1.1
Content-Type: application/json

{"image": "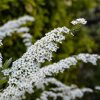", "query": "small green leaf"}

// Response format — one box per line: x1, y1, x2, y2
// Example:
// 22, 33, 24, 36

0, 77, 7, 85
3, 58, 12, 69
